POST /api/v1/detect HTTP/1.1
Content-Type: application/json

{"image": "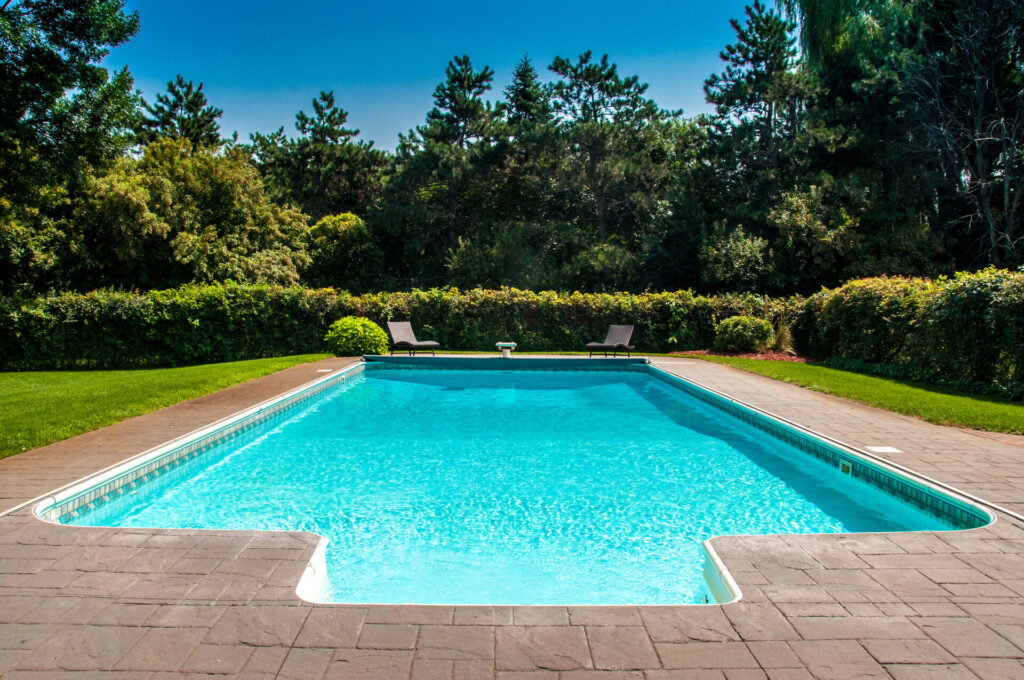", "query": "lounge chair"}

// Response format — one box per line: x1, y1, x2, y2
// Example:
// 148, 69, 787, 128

586, 325, 635, 357
387, 321, 440, 356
